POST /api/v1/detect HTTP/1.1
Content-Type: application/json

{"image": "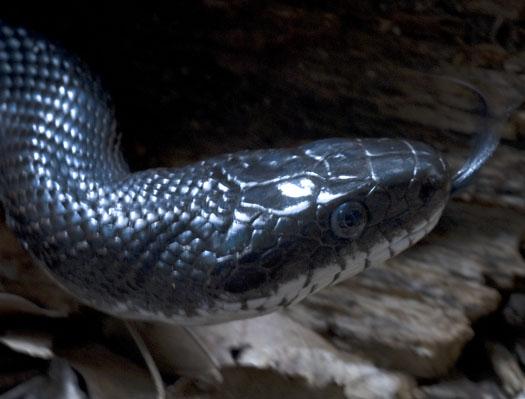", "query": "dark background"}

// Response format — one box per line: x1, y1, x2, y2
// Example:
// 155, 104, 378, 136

3, 3, 523, 175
